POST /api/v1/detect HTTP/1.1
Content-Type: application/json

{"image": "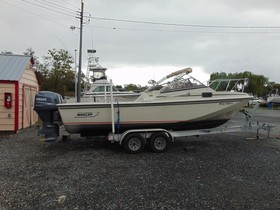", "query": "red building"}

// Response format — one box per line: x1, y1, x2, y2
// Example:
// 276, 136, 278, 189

0, 54, 39, 132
